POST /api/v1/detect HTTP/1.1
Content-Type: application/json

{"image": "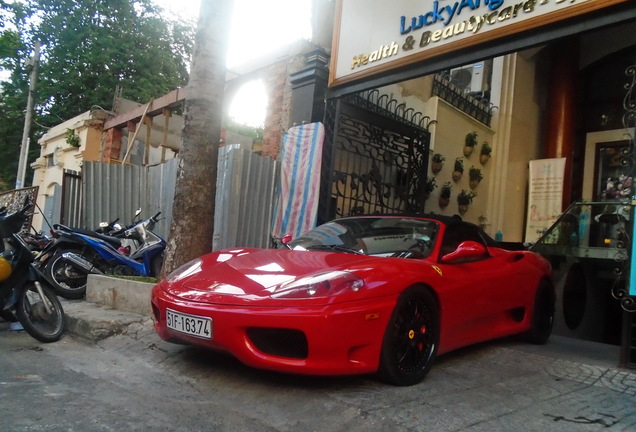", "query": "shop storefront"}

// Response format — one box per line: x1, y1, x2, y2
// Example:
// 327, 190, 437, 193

301, 0, 636, 365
